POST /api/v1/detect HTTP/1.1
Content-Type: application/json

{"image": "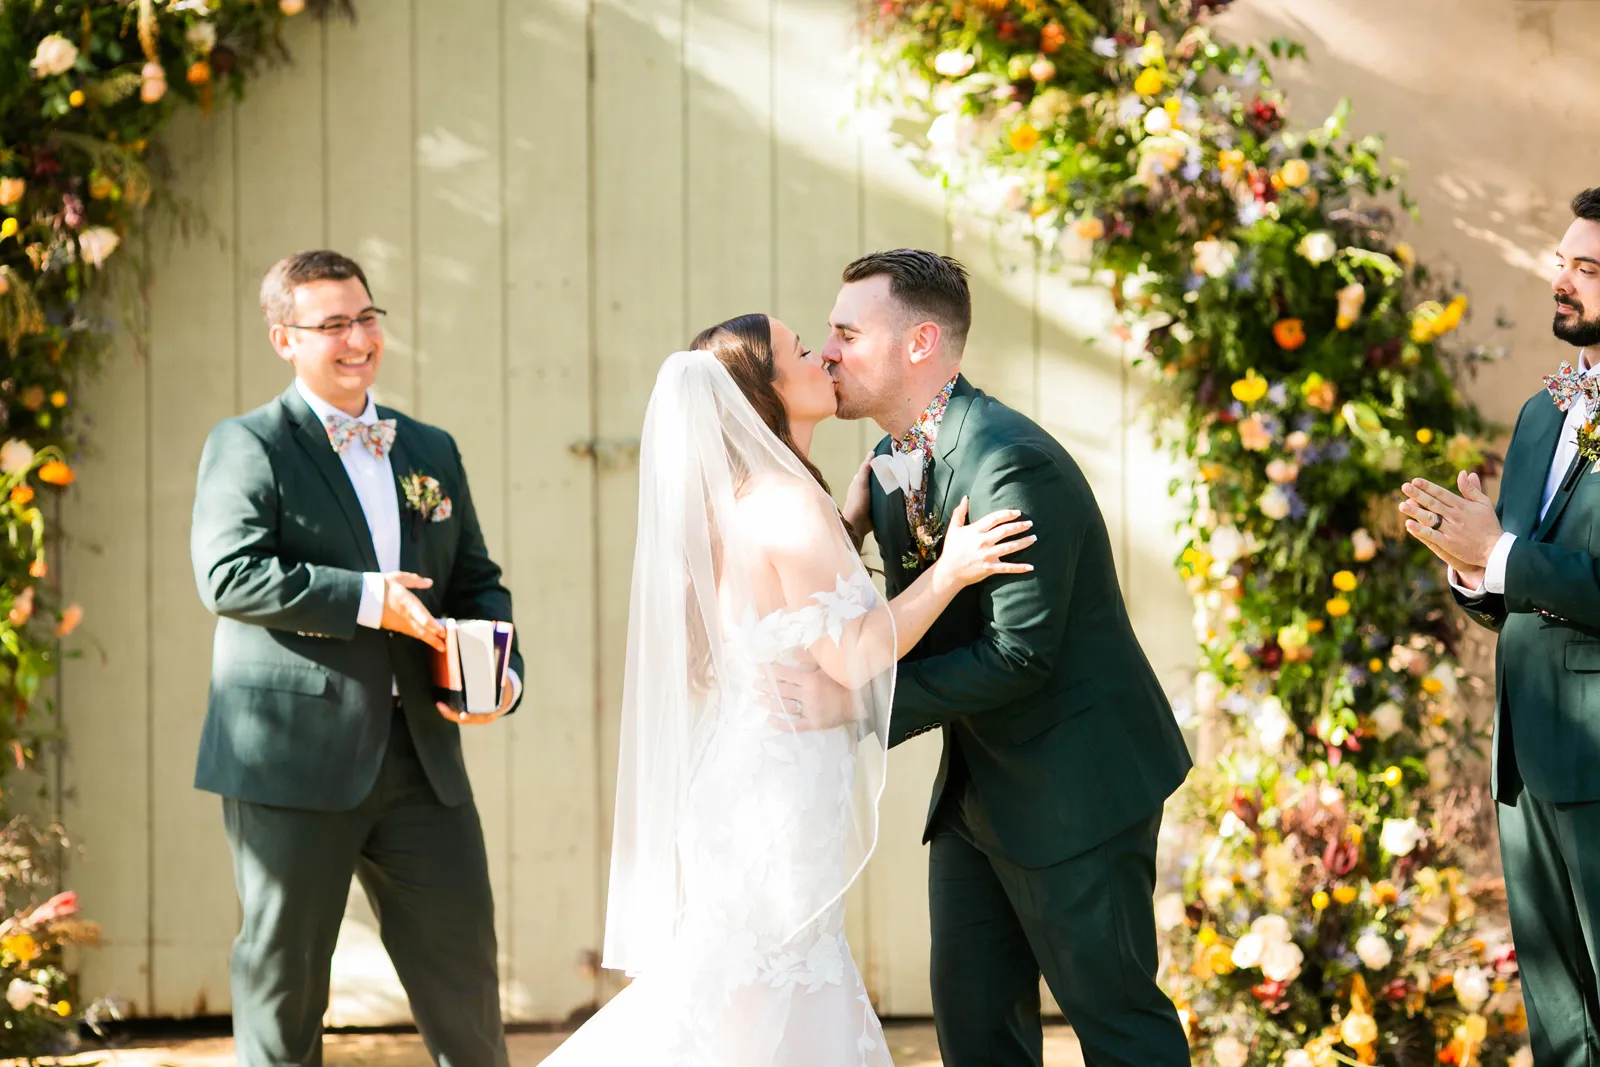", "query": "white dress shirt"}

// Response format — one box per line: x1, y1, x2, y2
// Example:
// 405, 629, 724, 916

1449, 351, 1591, 597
